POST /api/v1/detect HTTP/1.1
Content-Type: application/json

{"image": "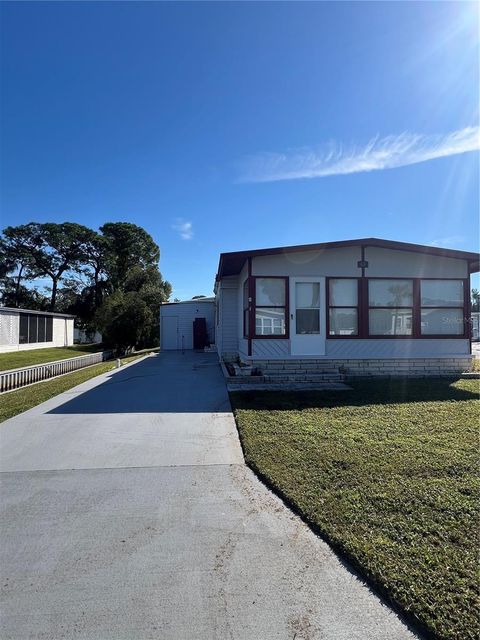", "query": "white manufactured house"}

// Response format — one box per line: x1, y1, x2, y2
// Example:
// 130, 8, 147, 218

160, 297, 215, 350
214, 238, 479, 377
0, 307, 75, 354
